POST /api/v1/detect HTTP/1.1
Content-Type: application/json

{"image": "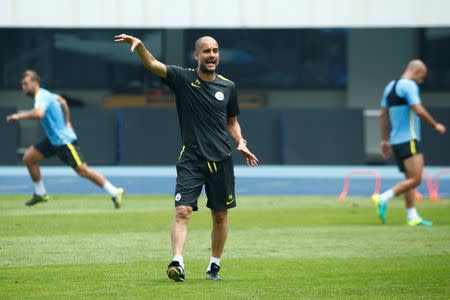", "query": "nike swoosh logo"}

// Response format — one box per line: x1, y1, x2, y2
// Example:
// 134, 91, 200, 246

226, 199, 235, 205
191, 83, 201, 88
